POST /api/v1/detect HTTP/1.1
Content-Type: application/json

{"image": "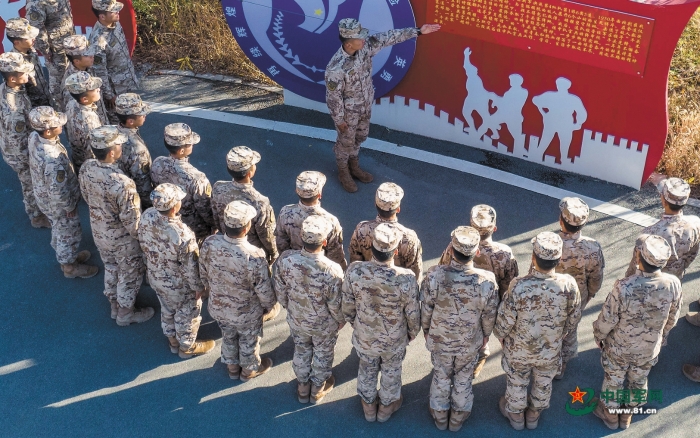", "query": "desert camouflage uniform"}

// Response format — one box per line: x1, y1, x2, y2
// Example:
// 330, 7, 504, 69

0, 83, 42, 221
61, 63, 110, 120
350, 217, 422, 280
200, 235, 276, 371
593, 270, 681, 408
325, 27, 418, 161
275, 202, 347, 269
151, 156, 215, 242
11, 48, 51, 108
25, 0, 74, 106
272, 249, 344, 385
342, 259, 420, 405
65, 99, 102, 168
211, 180, 277, 262
116, 125, 153, 207
625, 213, 700, 281
28, 131, 81, 263
79, 159, 144, 308
139, 208, 203, 350
421, 260, 498, 412
494, 270, 581, 414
